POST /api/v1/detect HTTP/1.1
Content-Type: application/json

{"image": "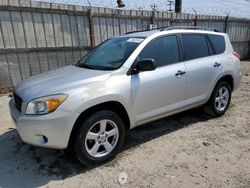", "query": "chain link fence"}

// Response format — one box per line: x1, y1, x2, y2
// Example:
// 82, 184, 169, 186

0, 47, 89, 94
